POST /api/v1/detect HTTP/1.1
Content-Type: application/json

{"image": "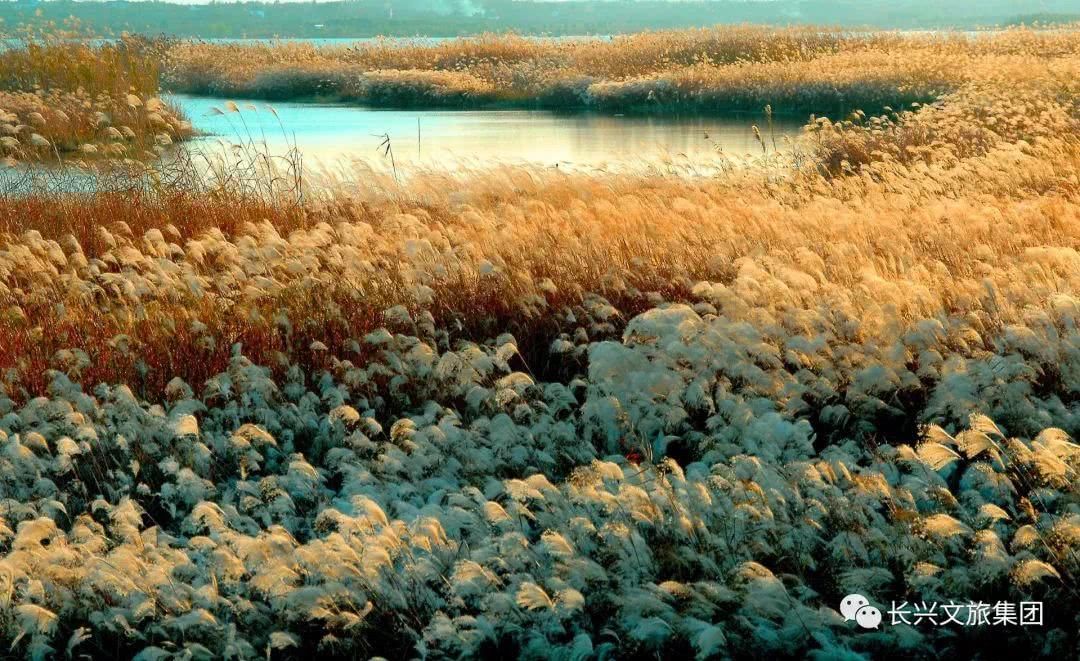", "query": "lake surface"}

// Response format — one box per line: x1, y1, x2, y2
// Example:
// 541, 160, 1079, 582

172, 94, 805, 171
